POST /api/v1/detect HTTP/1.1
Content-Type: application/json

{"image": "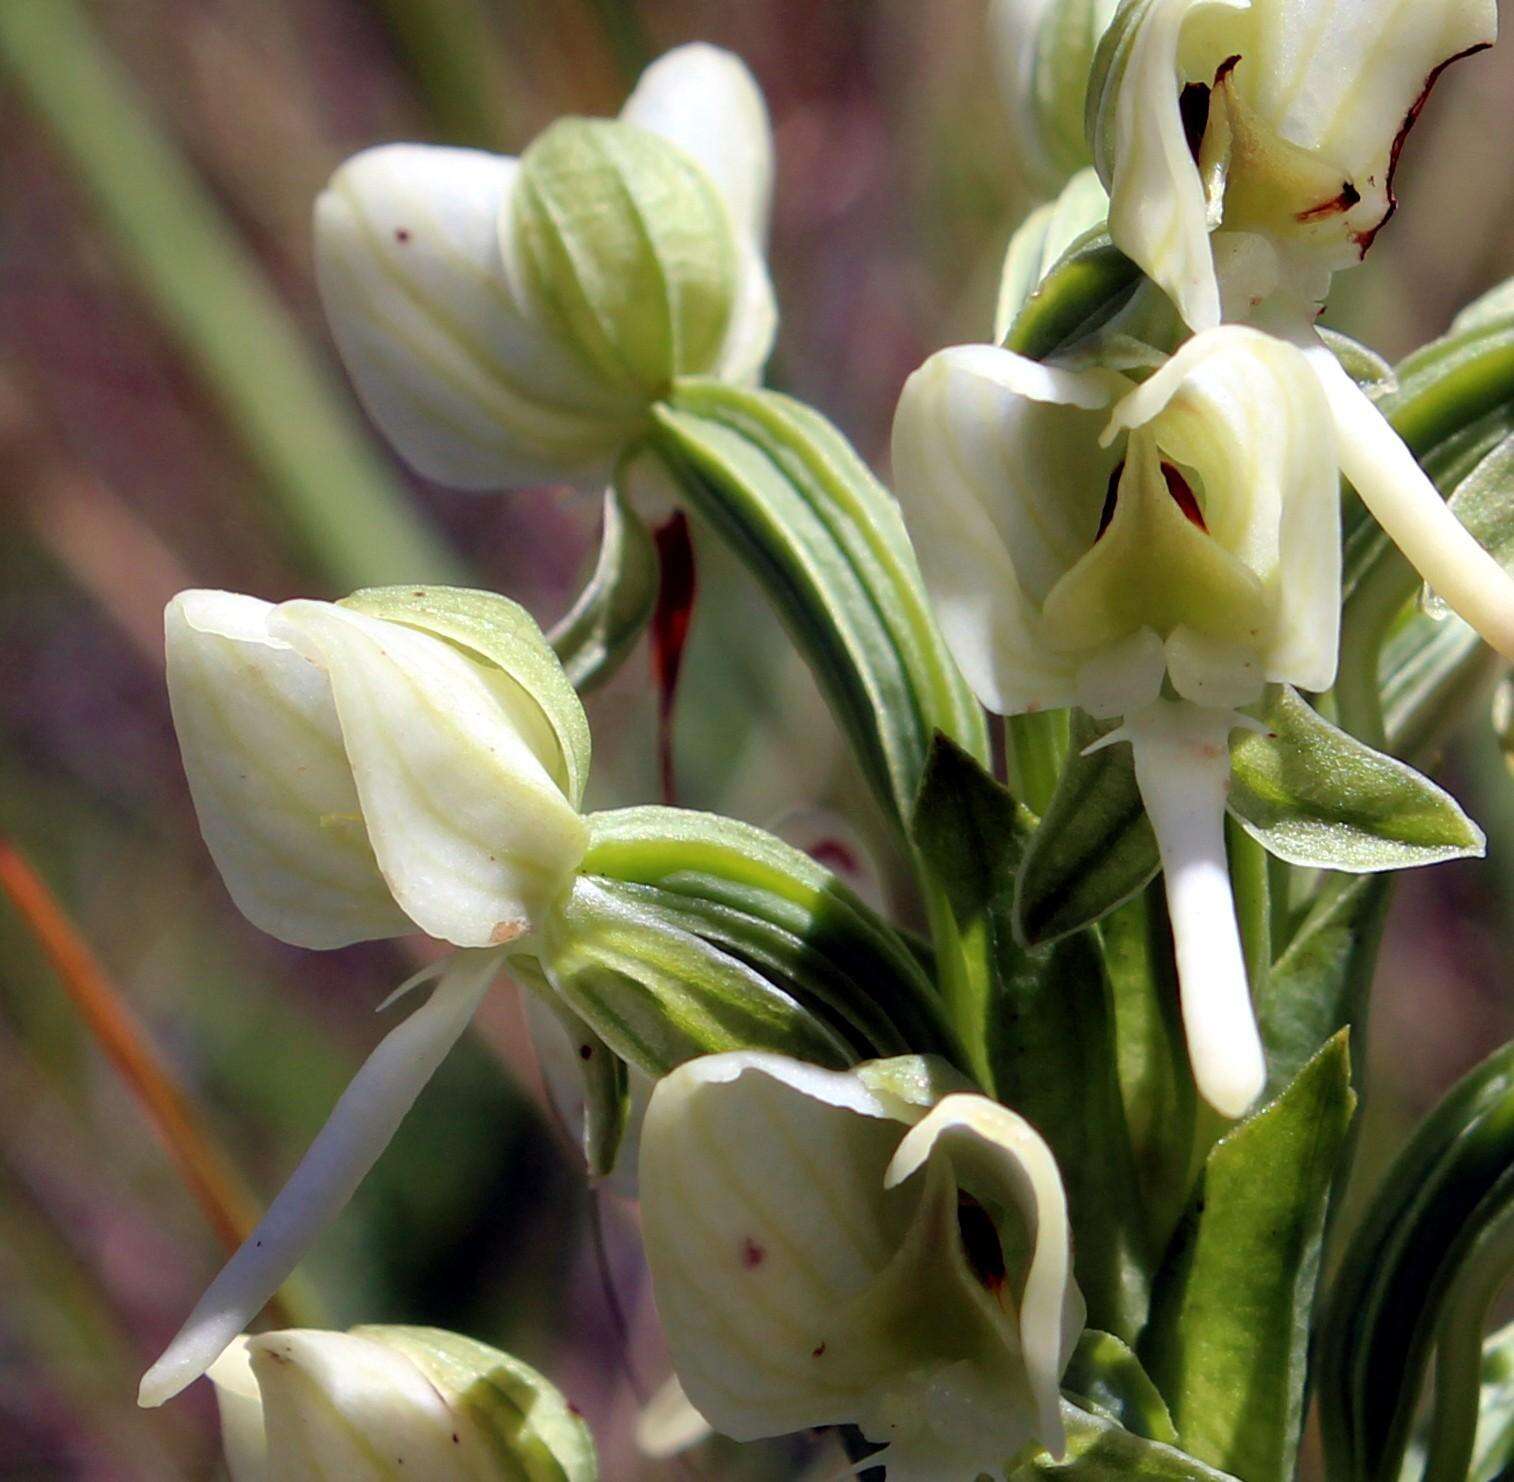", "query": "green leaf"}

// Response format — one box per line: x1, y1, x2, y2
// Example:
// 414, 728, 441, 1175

1002, 228, 1144, 362
912, 737, 1152, 1341
1063, 1331, 1178, 1445
647, 381, 988, 835
1010, 1402, 1241, 1480
1142, 1032, 1356, 1482
536, 877, 854, 1077
341, 584, 592, 807
1015, 712, 1158, 947
580, 806, 964, 1068
1228, 686, 1486, 871
1453, 278, 1514, 338
1319, 327, 1399, 396
547, 488, 658, 694
1319, 1041, 1514, 1482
